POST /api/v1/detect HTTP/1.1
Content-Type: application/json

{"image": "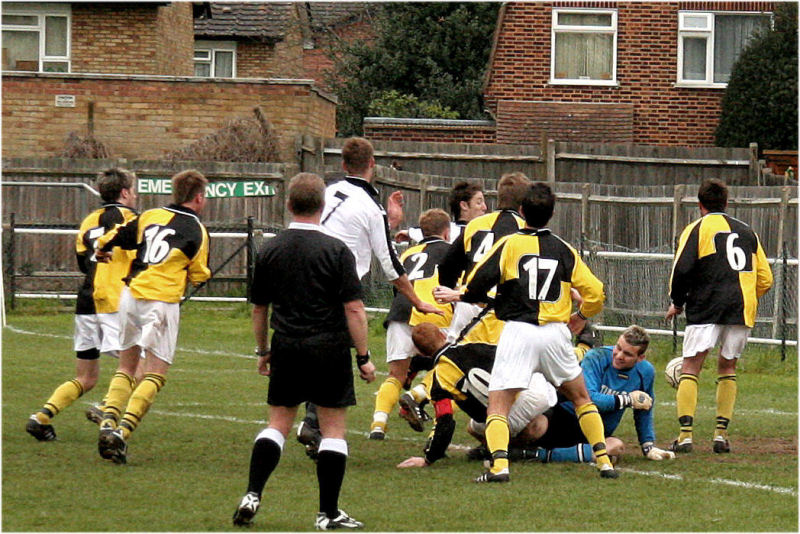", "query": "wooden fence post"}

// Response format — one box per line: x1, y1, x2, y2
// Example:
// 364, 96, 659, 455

7, 213, 15, 310
771, 186, 790, 338
749, 142, 760, 184
580, 182, 591, 255
419, 175, 429, 216
547, 139, 556, 184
